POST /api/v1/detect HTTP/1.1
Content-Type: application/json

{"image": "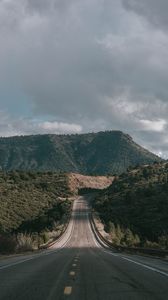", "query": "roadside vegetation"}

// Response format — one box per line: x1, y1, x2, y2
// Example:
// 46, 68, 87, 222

93, 162, 168, 249
0, 171, 72, 254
